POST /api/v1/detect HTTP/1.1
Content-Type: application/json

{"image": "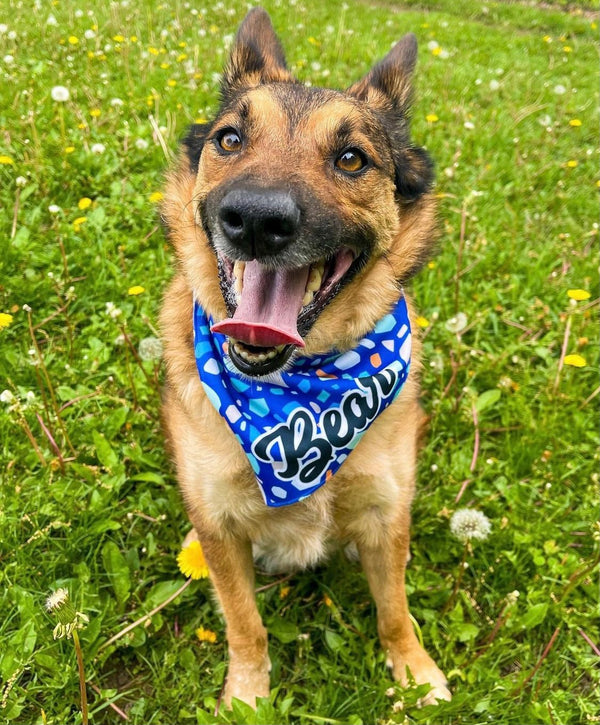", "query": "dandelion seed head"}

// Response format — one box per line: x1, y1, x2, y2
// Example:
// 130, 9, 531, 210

45, 587, 70, 612
138, 336, 163, 361
51, 85, 70, 102
135, 138, 148, 150
91, 143, 106, 154
450, 508, 491, 543
48, 204, 61, 214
